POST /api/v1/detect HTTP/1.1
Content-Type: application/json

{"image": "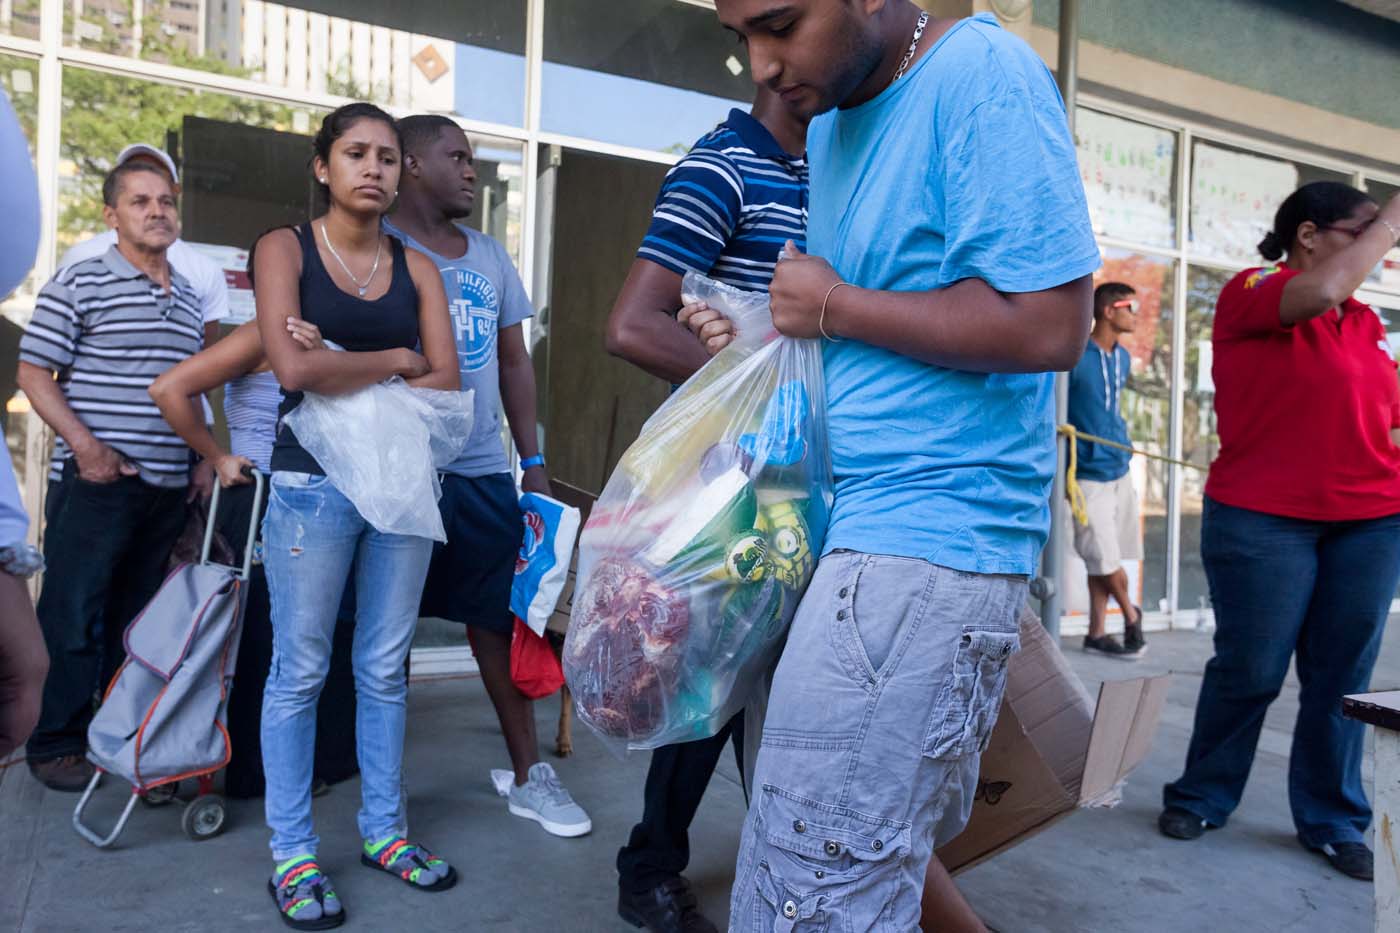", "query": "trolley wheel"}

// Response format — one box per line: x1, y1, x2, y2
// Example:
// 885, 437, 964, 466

140, 783, 179, 807
181, 794, 227, 841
